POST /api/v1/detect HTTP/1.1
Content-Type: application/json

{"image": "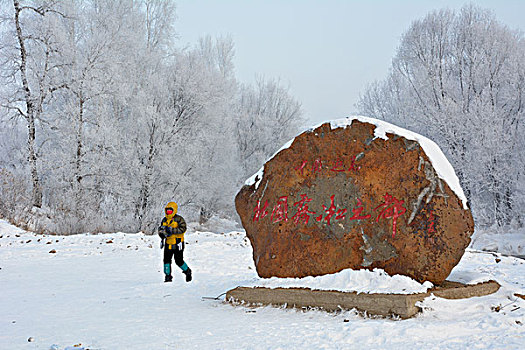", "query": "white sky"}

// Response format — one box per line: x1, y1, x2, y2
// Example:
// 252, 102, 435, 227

175, 0, 525, 126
